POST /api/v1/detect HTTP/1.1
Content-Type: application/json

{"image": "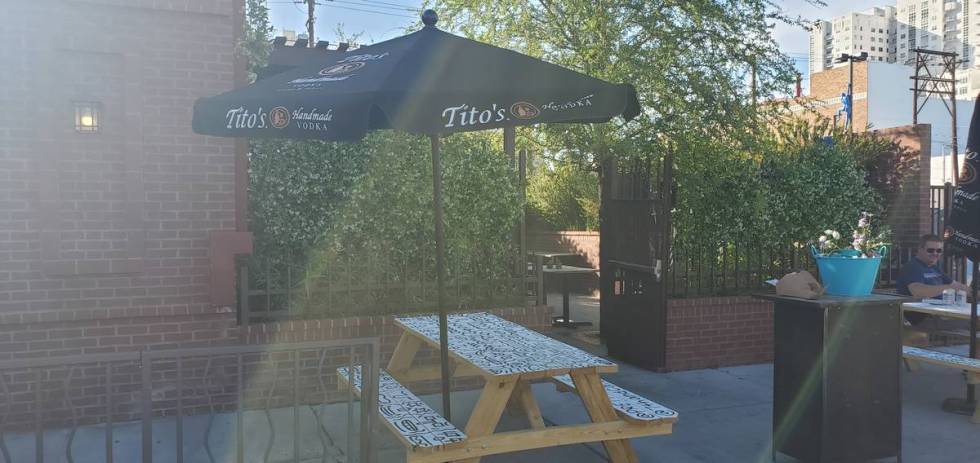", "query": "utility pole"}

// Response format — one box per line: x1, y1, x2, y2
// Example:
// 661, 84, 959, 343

305, 0, 316, 47
911, 48, 959, 182
836, 52, 868, 133
911, 48, 968, 285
